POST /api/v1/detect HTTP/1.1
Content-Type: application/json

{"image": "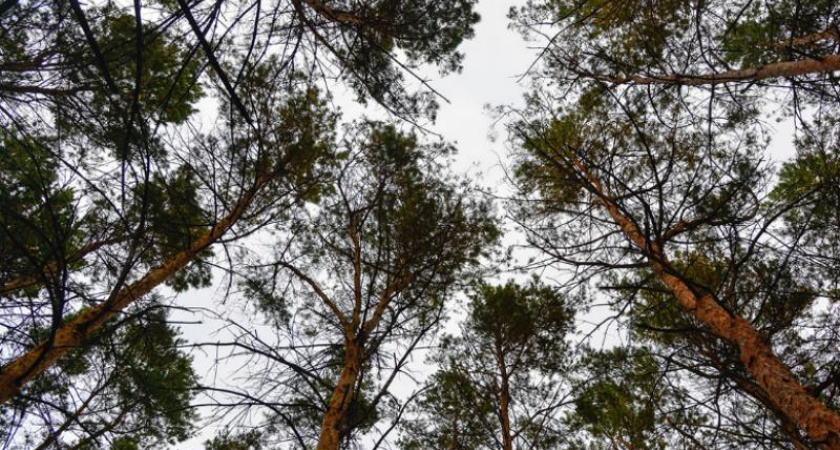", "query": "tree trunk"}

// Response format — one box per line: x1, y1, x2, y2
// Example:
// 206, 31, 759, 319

0, 174, 270, 404
576, 159, 840, 449
316, 341, 363, 450
495, 340, 514, 450
499, 376, 514, 450
728, 372, 811, 450
587, 54, 840, 86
